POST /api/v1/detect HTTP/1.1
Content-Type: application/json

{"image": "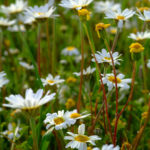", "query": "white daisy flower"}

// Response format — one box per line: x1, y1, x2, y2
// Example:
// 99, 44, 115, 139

0, 18, 16, 28
44, 110, 75, 130
73, 66, 96, 76
61, 46, 79, 56
101, 144, 120, 150
128, 31, 150, 41
41, 74, 65, 86
0, 71, 9, 88
25, 1, 56, 20
147, 59, 150, 68
105, 8, 135, 28
94, 1, 121, 13
0, 0, 28, 15
3, 89, 56, 110
18, 14, 35, 26
8, 25, 26, 32
137, 10, 150, 22
65, 124, 101, 150
59, 0, 93, 10
102, 73, 131, 91
92, 49, 121, 65
19, 61, 34, 70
